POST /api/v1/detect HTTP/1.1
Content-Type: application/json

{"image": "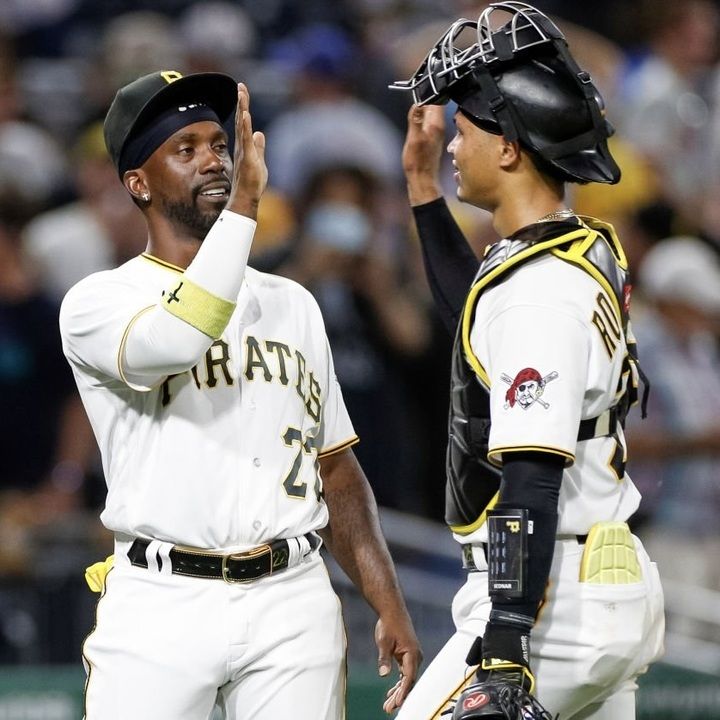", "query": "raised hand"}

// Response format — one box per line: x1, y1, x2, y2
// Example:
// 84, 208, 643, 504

402, 103, 446, 206
227, 82, 268, 220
